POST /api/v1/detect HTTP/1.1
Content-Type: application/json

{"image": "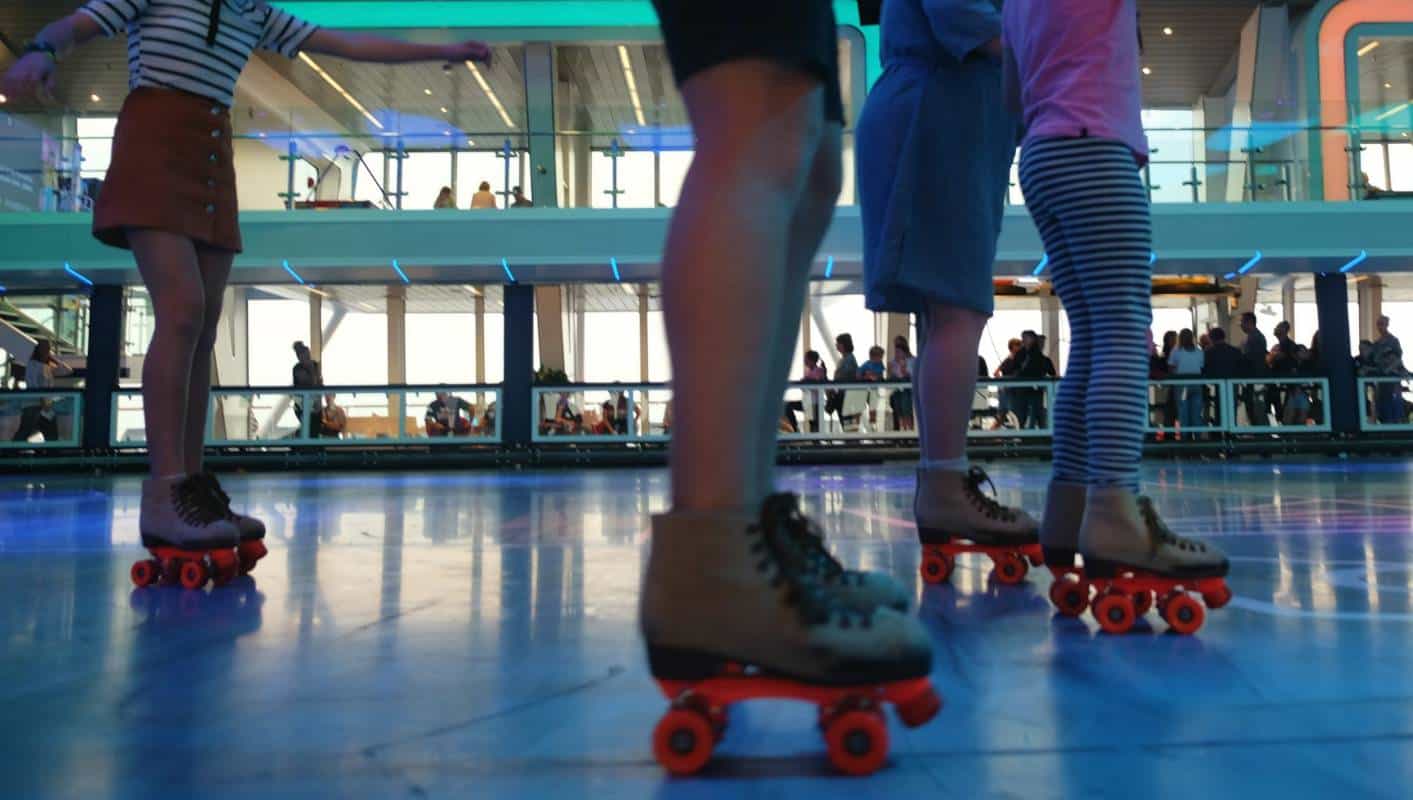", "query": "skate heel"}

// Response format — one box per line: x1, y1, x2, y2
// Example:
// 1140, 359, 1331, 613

647, 646, 735, 681
1081, 556, 1122, 579
916, 525, 955, 546
1041, 547, 1077, 569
